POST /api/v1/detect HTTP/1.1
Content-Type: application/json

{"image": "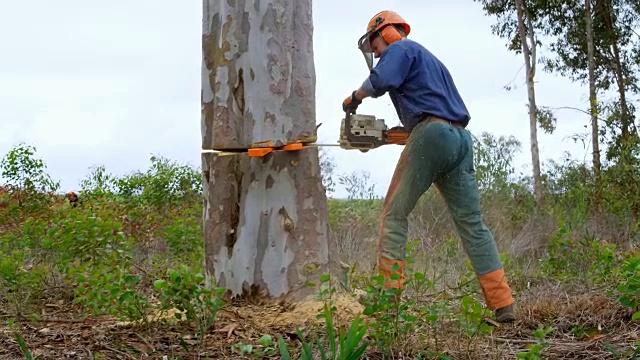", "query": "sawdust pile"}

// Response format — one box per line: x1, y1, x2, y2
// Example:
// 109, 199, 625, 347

226, 292, 366, 331
111, 290, 366, 333
113, 307, 186, 327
